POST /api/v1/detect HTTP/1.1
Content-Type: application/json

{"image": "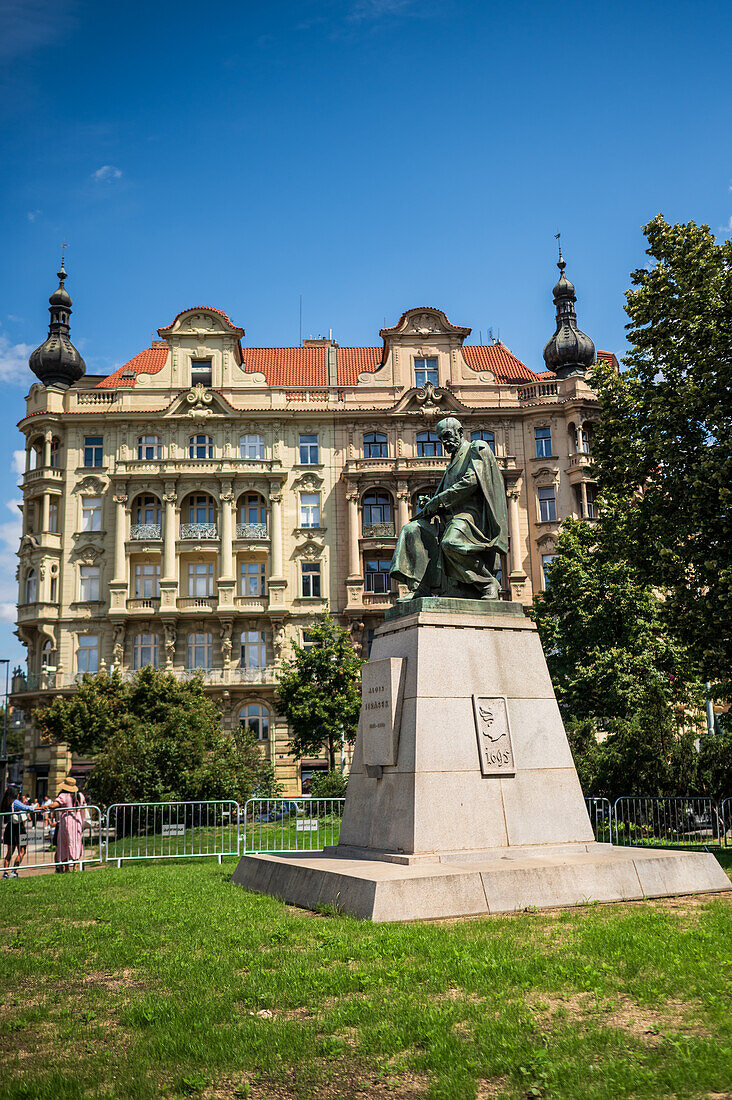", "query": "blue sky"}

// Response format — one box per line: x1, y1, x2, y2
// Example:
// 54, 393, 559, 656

1, 0, 731, 666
